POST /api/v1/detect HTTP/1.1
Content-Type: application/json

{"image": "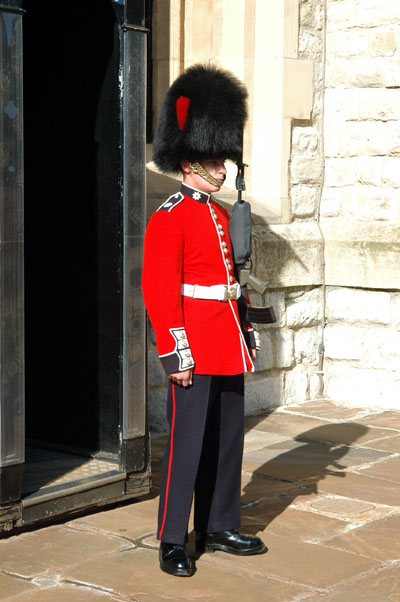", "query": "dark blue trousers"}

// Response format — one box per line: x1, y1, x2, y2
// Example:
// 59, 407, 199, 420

157, 373, 245, 545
